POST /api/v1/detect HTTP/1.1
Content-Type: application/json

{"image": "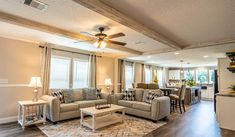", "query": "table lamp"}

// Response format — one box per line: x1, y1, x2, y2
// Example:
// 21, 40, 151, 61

104, 78, 112, 93
28, 77, 42, 102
